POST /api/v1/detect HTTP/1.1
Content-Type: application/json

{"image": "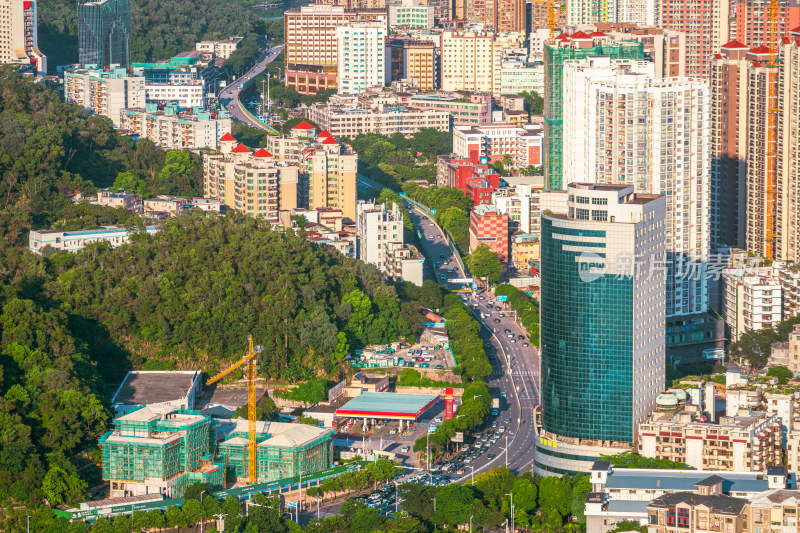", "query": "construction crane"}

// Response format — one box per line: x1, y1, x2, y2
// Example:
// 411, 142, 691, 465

531, 0, 564, 41
206, 335, 262, 483
765, 0, 780, 259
